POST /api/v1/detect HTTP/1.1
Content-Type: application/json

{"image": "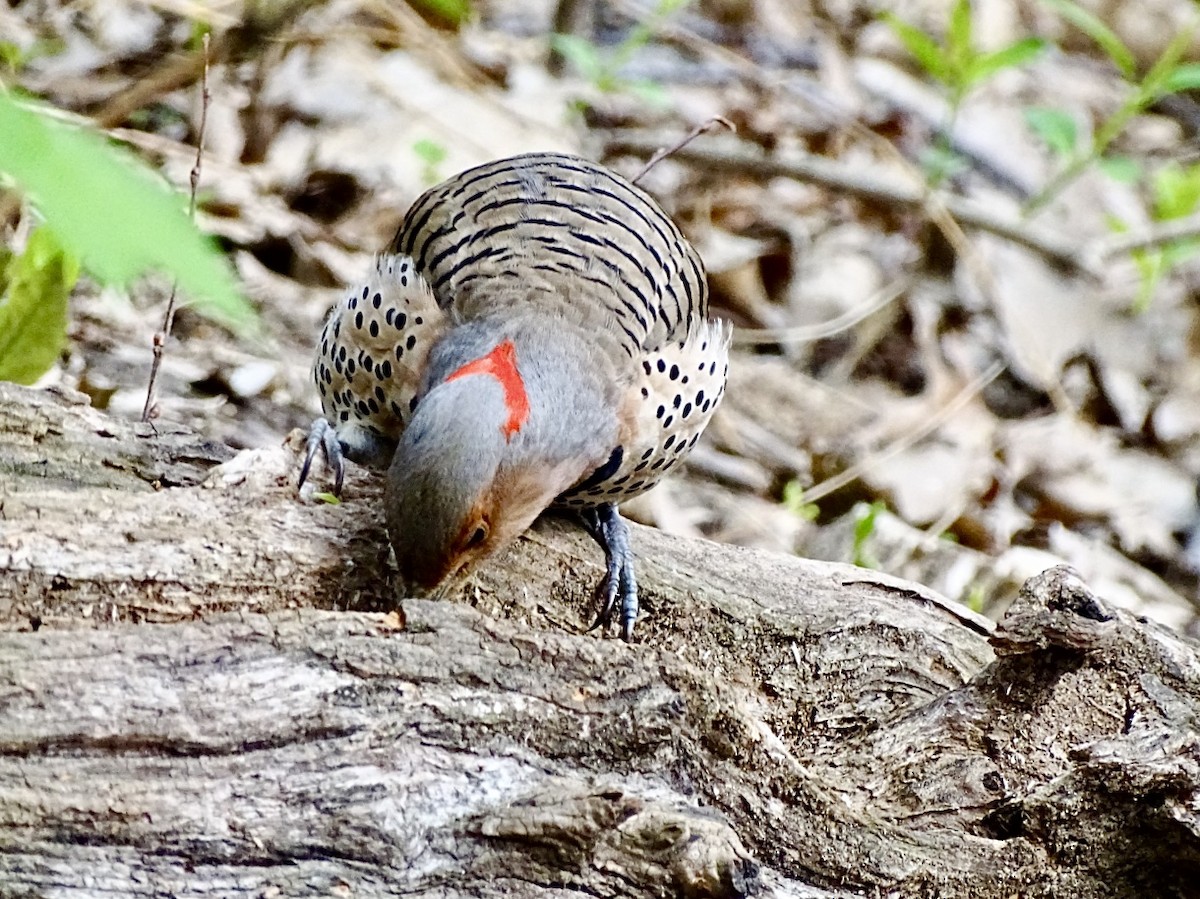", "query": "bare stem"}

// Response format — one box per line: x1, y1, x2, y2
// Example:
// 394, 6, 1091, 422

630, 116, 735, 184
142, 33, 211, 424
